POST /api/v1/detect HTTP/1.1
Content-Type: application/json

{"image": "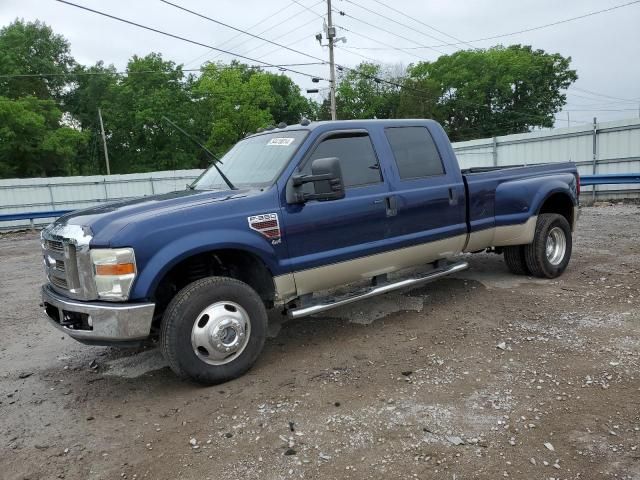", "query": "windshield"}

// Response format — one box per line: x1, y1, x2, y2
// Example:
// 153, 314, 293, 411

192, 130, 308, 190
